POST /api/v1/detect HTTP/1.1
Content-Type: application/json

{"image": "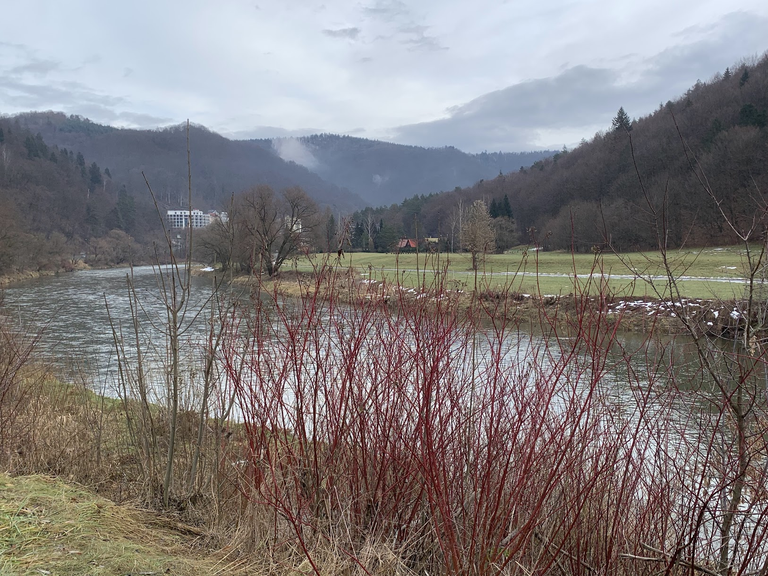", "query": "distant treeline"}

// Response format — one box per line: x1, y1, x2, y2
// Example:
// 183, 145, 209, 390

347, 53, 768, 253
